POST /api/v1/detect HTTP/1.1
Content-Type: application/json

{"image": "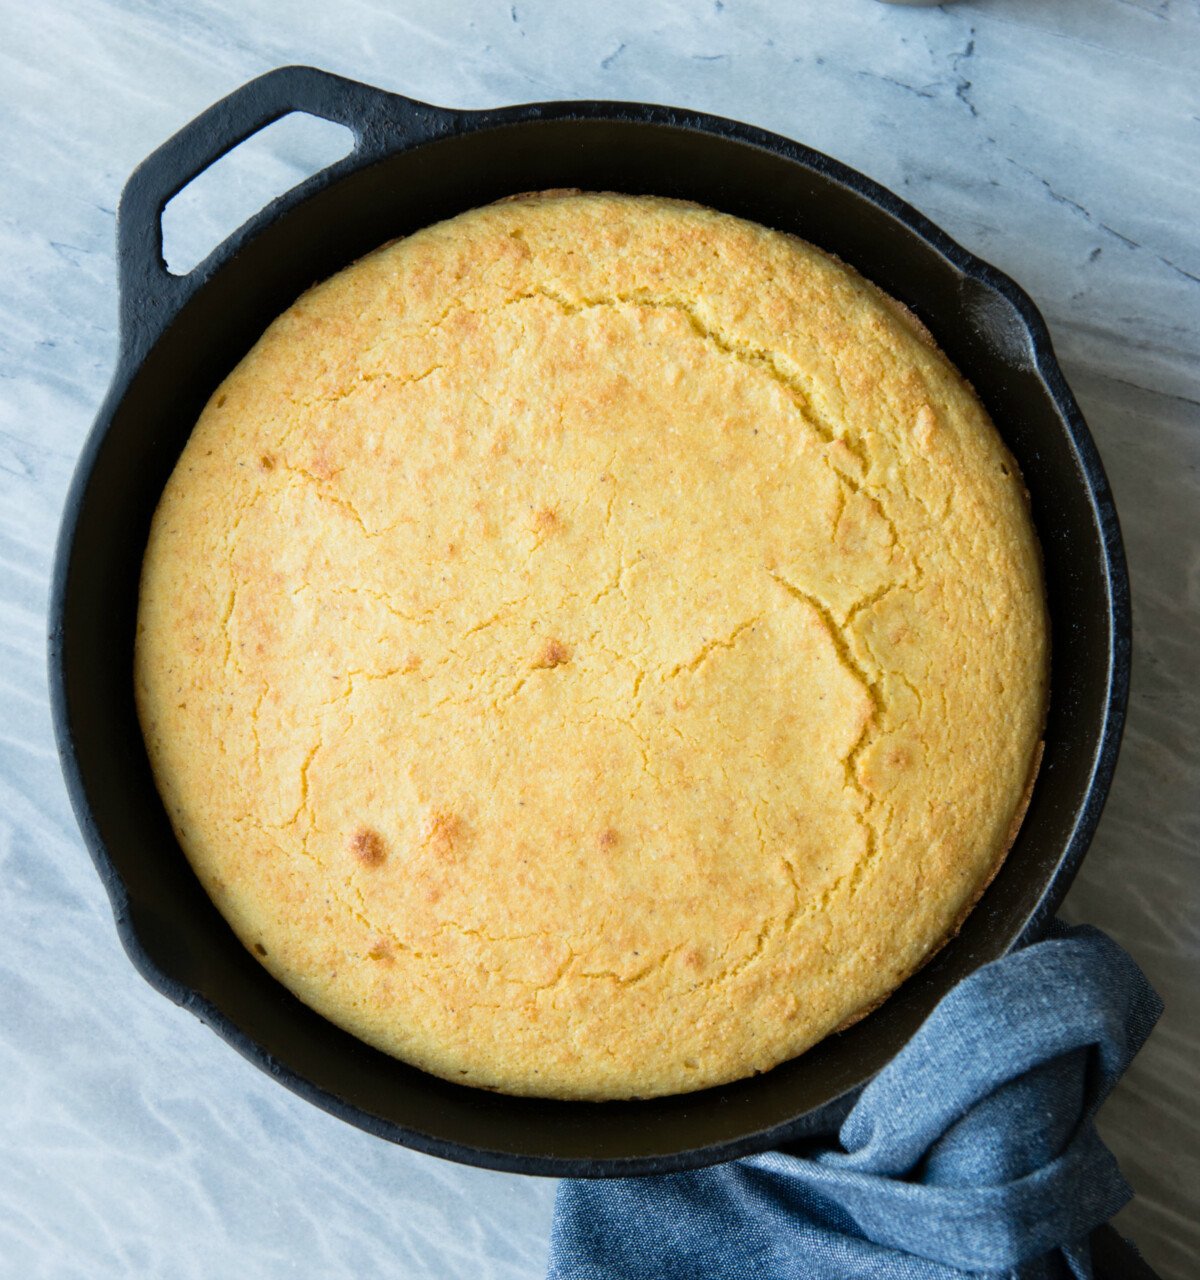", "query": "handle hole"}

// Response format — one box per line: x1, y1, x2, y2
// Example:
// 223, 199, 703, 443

161, 112, 354, 276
